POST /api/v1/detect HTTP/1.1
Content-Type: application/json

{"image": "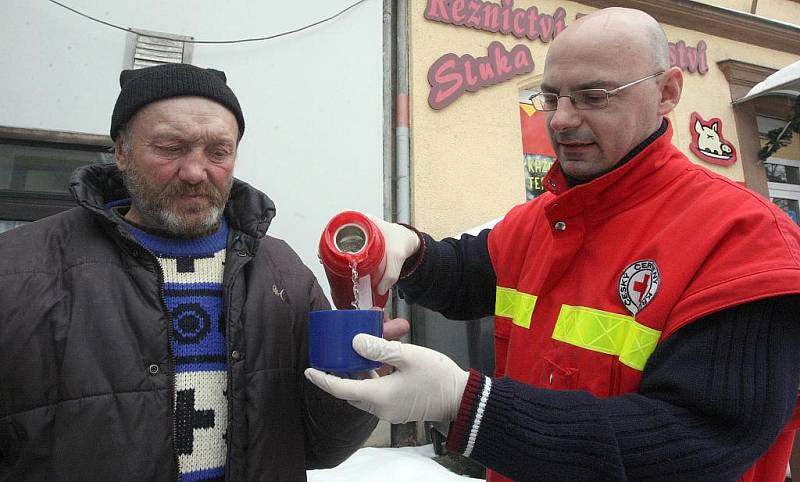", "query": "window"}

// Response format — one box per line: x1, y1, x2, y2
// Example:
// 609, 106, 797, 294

765, 162, 800, 184
765, 157, 800, 224
0, 127, 113, 234
756, 114, 791, 137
